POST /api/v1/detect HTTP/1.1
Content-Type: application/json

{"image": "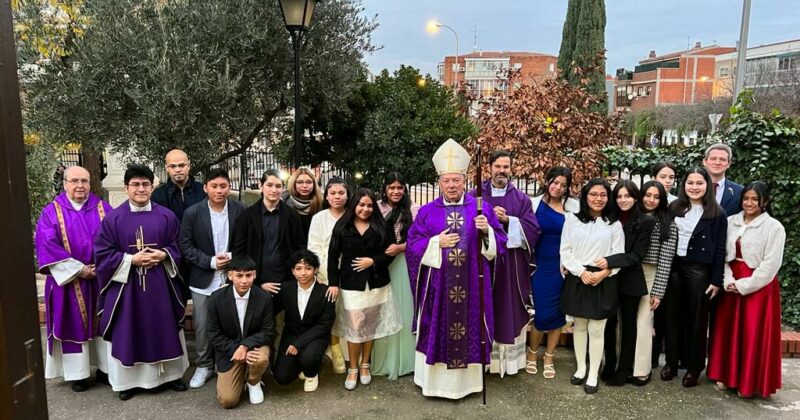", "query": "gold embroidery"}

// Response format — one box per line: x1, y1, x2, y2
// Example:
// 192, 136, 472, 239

449, 286, 466, 303
448, 249, 466, 267
53, 202, 89, 335
447, 211, 464, 230
449, 322, 466, 340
